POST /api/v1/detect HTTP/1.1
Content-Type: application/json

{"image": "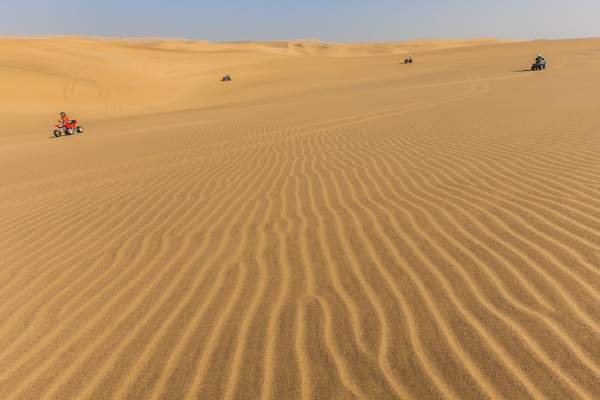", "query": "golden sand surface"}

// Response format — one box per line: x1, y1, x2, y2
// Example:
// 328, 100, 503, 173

1, 35, 600, 399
